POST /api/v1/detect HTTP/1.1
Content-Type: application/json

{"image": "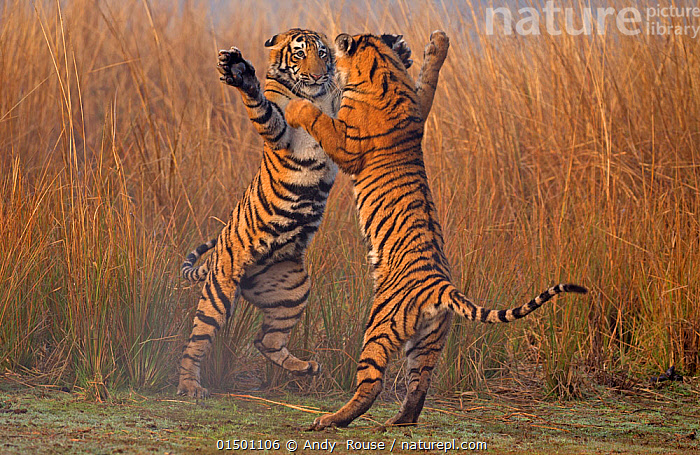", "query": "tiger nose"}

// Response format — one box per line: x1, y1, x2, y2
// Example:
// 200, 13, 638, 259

311, 74, 323, 80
